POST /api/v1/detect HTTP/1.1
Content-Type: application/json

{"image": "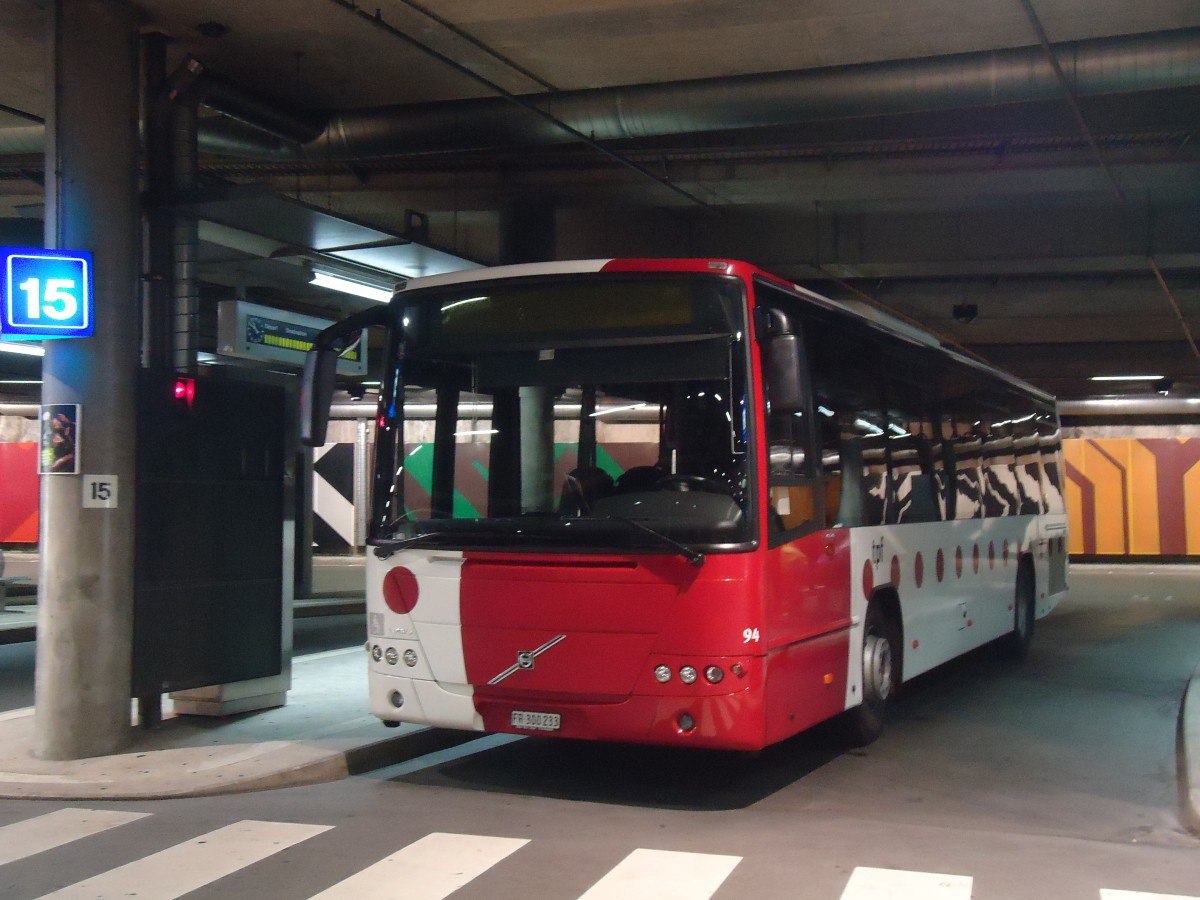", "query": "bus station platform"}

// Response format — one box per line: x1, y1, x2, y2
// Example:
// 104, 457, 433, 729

0, 561, 1193, 840
0, 646, 478, 801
